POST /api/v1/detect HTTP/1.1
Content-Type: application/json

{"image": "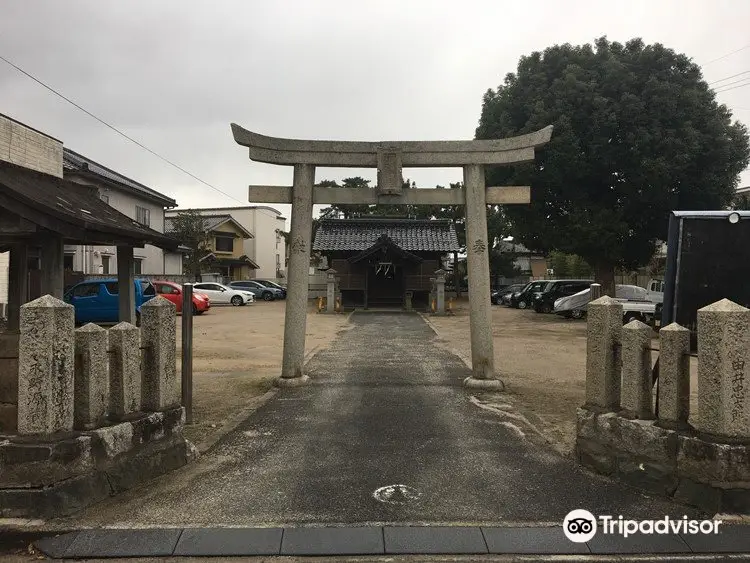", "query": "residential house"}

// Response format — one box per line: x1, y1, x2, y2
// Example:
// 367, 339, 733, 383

165, 206, 287, 281
62, 149, 182, 277
164, 213, 258, 281
496, 239, 547, 279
